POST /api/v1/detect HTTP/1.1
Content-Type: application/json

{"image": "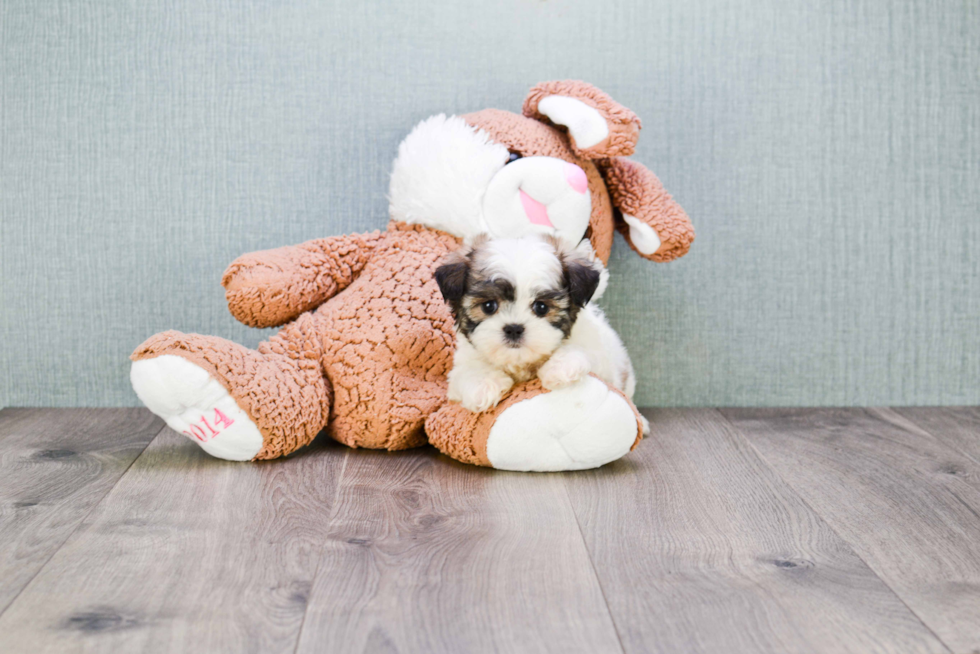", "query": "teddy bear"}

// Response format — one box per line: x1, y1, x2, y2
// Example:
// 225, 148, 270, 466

129, 80, 694, 471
